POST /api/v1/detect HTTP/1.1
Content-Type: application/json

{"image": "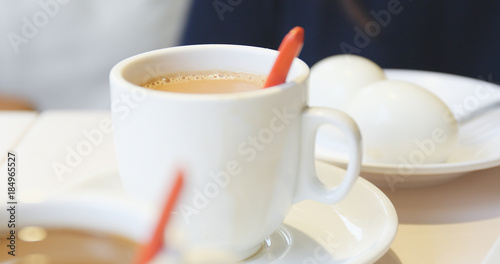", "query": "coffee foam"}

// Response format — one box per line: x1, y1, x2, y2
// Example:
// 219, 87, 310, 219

143, 71, 266, 89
